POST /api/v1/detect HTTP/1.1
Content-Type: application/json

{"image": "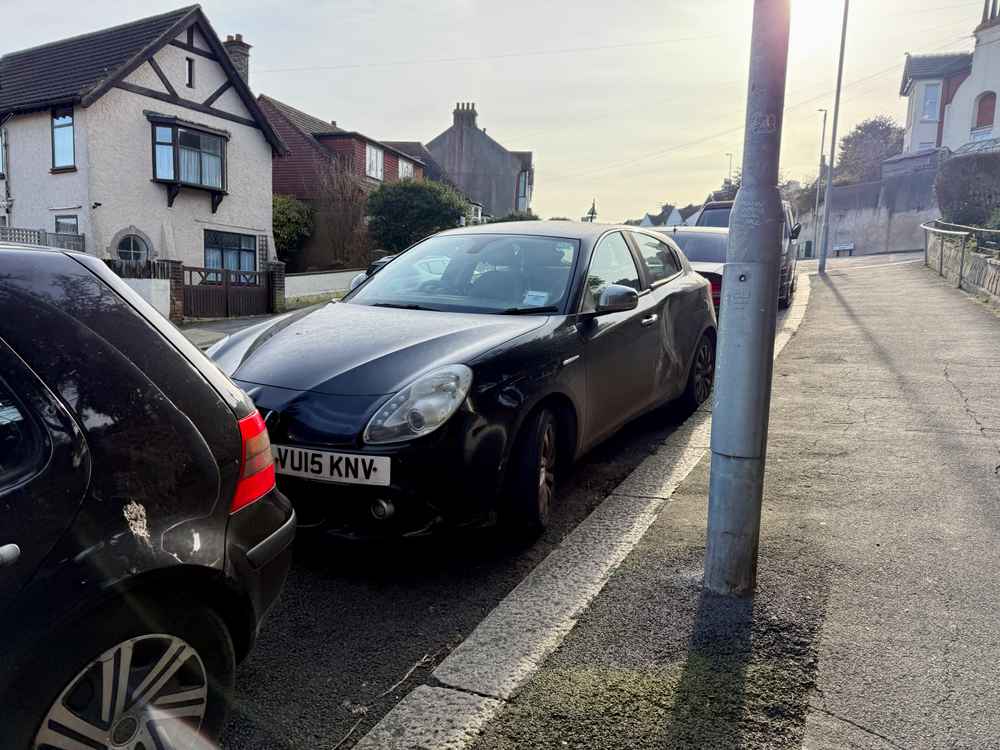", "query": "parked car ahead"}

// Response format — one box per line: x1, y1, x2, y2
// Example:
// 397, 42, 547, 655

657, 226, 727, 310
0, 244, 295, 749
210, 222, 717, 539
692, 199, 801, 307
